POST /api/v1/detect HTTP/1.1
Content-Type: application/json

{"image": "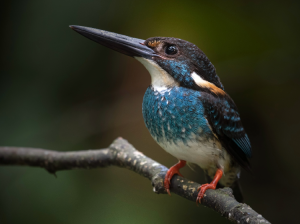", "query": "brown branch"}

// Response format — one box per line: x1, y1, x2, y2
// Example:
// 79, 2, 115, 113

0, 137, 270, 224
